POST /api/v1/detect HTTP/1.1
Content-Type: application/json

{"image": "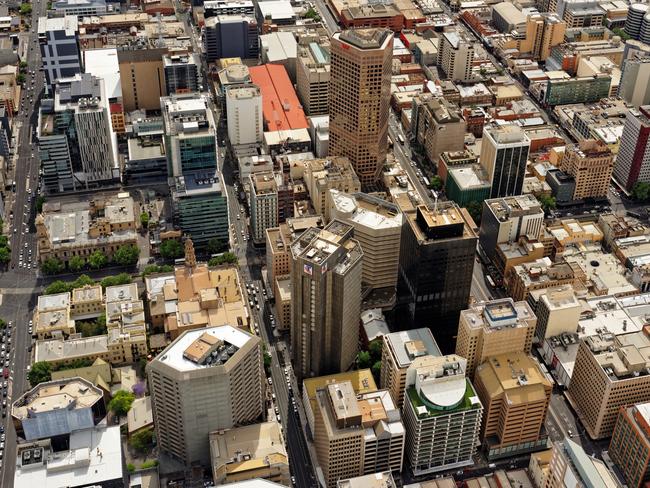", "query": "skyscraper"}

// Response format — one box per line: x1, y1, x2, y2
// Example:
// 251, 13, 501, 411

560, 139, 614, 200
613, 106, 650, 191
329, 29, 392, 188
480, 125, 531, 198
